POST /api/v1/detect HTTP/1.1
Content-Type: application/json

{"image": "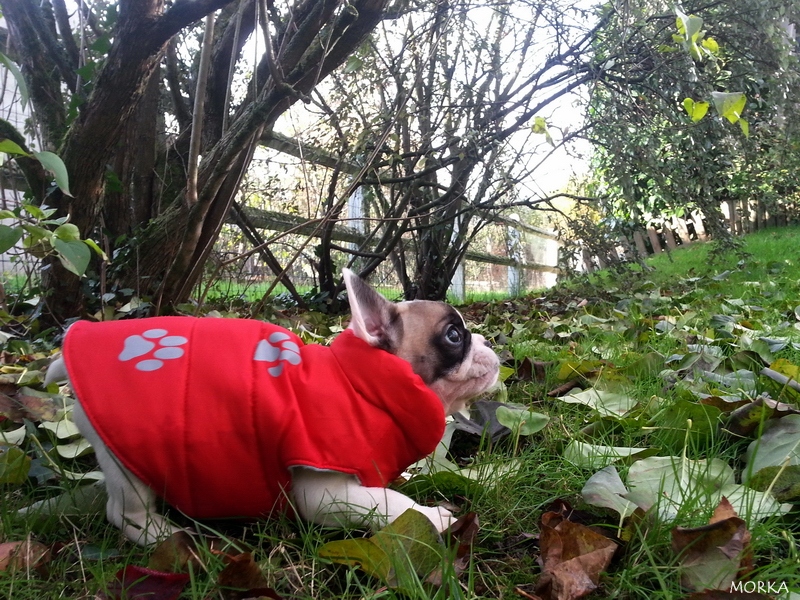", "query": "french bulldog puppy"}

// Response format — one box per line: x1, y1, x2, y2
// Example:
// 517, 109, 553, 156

45, 269, 499, 546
